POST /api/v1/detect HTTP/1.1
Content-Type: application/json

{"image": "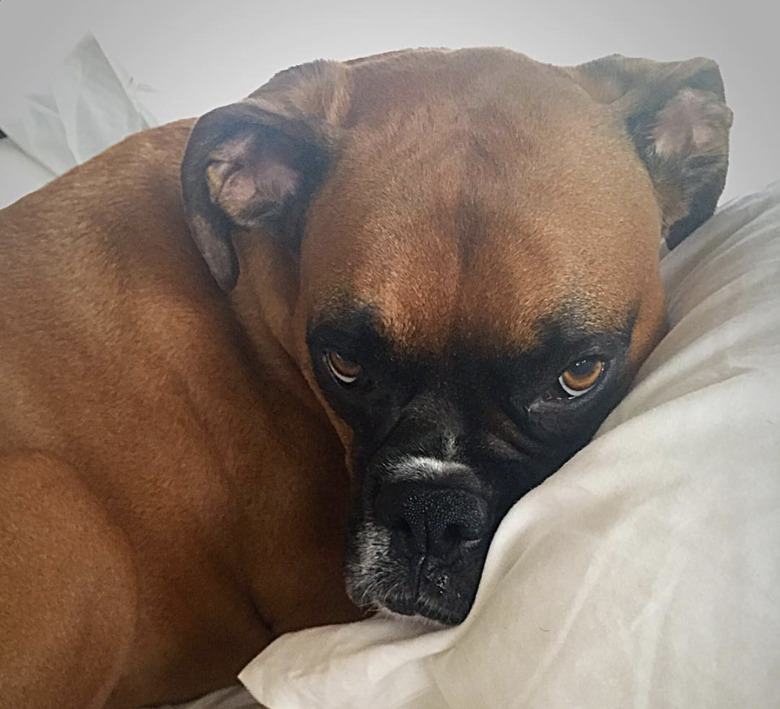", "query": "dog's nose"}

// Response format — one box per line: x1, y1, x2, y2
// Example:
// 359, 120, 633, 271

375, 482, 490, 560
